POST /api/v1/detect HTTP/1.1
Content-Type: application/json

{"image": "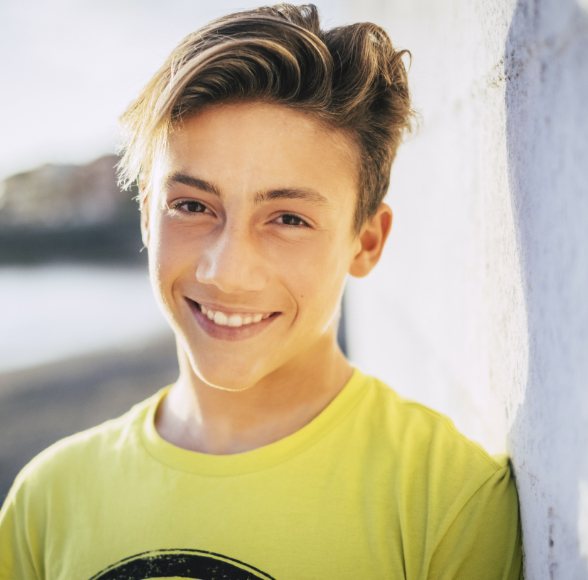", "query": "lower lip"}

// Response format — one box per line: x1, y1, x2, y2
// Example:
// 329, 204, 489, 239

186, 299, 280, 341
